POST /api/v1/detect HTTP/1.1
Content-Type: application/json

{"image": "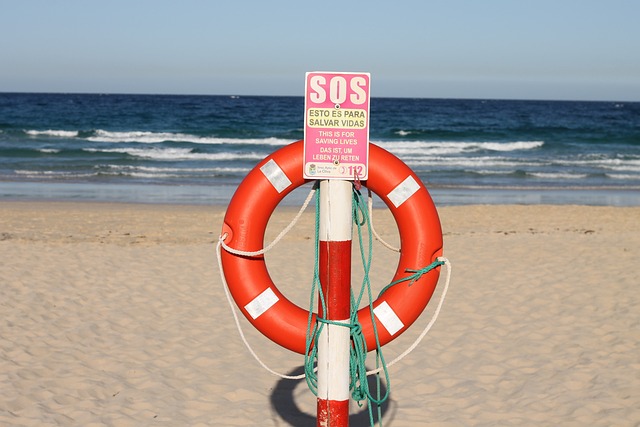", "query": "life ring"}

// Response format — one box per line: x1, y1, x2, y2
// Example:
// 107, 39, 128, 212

220, 140, 443, 355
